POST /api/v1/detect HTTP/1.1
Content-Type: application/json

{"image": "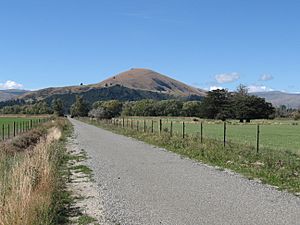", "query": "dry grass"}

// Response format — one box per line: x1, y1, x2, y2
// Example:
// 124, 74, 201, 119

0, 127, 62, 225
